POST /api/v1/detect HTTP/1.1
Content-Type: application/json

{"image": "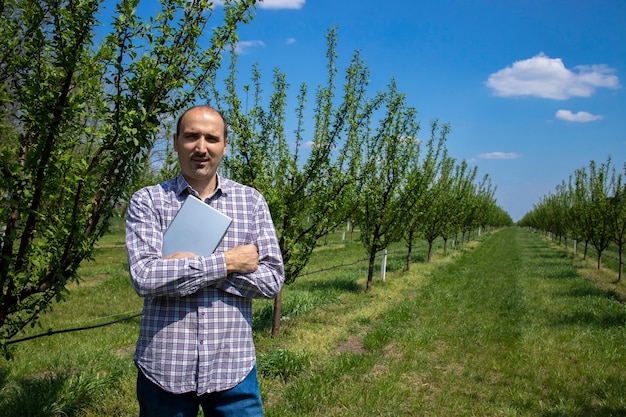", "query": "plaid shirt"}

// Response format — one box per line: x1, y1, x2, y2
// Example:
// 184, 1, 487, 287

126, 174, 284, 395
